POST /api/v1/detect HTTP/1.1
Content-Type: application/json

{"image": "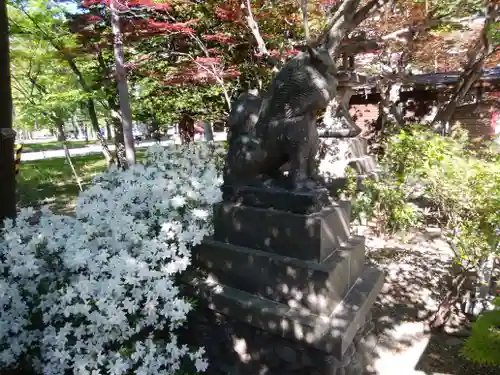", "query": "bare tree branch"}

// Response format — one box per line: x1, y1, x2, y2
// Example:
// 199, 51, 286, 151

351, 0, 384, 30
171, 51, 233, 111
367, 3, 457, 130
240, 0, 280, 70
313, 0, 390, 57
11, 75, 61, 125
314, 0, 361, 53
300, 0, 310, 42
